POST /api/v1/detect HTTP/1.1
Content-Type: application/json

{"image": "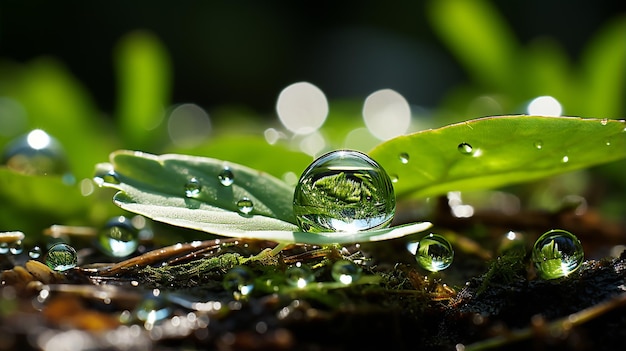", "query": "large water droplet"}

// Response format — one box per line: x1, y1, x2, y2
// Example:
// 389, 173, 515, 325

293, 150, 396, 233
398, 153, 410, 164
29, 246, 42, 259
413, 233, 454, 272
531, 229, 584, 279
236, 197, 254, 214
45, 243, 78, 272
285, 264, 315, 288
184, 177, 202, 197
1, 129, 71, 177
458, 143, 473, 155
223, 266, 255, 296
331, 259, 362, 284
98, 216, 139, 258
218, 168, 234, 186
